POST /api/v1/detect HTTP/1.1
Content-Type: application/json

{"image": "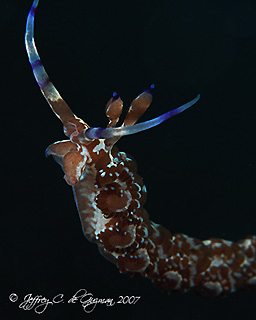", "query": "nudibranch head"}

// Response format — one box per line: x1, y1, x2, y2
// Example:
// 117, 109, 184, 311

25, 0, 200, 186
